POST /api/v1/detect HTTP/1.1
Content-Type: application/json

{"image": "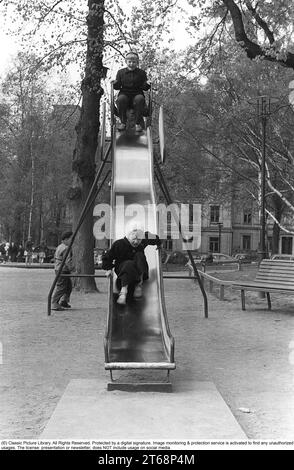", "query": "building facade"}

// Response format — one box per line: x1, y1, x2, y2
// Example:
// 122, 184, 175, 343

161, 199, 287, 256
